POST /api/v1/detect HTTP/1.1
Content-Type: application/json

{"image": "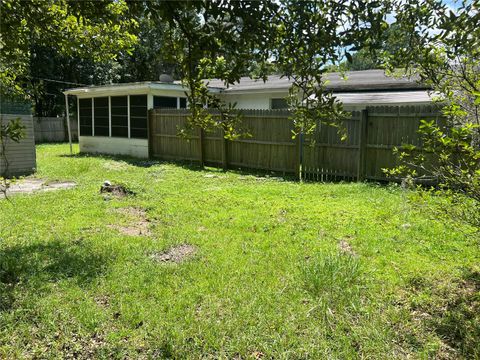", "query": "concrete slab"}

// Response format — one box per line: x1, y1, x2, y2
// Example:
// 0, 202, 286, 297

0, 179, 76, 198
